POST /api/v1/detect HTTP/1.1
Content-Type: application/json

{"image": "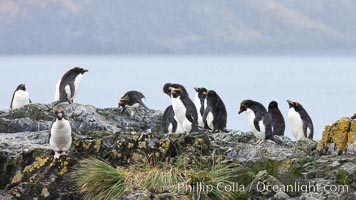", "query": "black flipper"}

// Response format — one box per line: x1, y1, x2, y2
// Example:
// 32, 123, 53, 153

138, 99, 149, 110
10, 91, 15, 109
253, 114, 262, 132
203, 106, 213, 130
